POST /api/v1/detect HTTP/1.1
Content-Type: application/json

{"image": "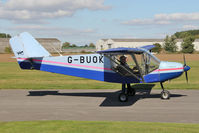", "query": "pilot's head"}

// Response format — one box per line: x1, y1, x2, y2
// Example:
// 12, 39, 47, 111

120, 55, 127, 64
